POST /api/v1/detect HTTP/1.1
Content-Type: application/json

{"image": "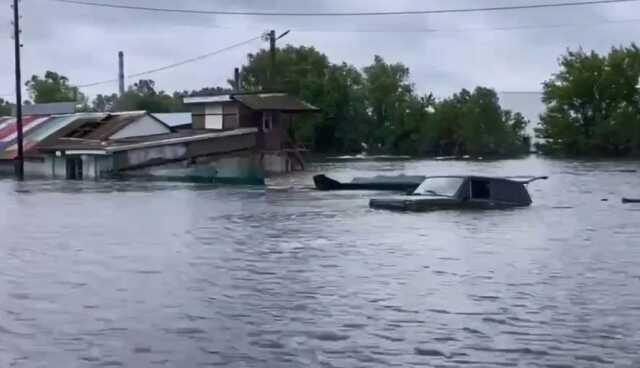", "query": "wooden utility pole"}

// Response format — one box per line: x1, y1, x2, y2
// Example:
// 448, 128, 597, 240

267, 30, 290, 90
118, 51, 125, 96
268, 30, 276, 90
234, 67, 241, 92
12, 0, 24, 180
